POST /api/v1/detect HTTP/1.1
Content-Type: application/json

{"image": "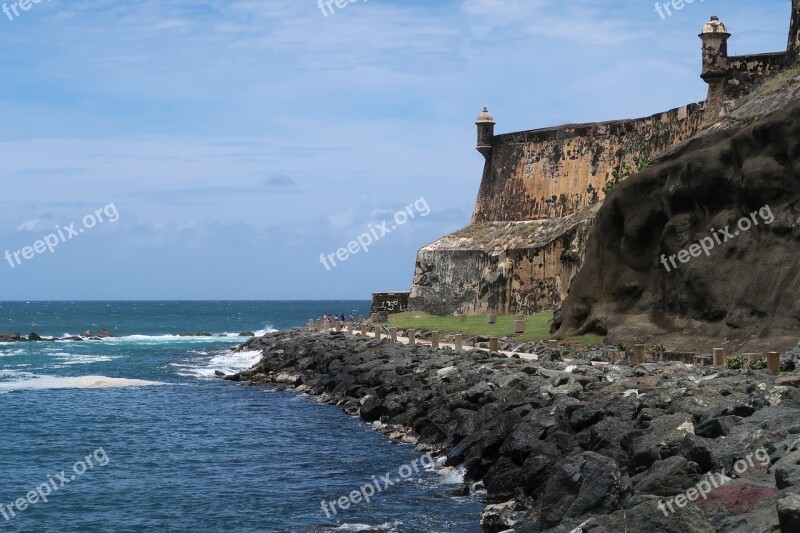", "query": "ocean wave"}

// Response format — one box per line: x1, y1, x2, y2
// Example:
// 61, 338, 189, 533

3, 327, 278, 346
333, 521, 402, 532
0, 375, 166, 391
52, 354, 117, 366
172, 349, 263, 378
0, 348, 27, 357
